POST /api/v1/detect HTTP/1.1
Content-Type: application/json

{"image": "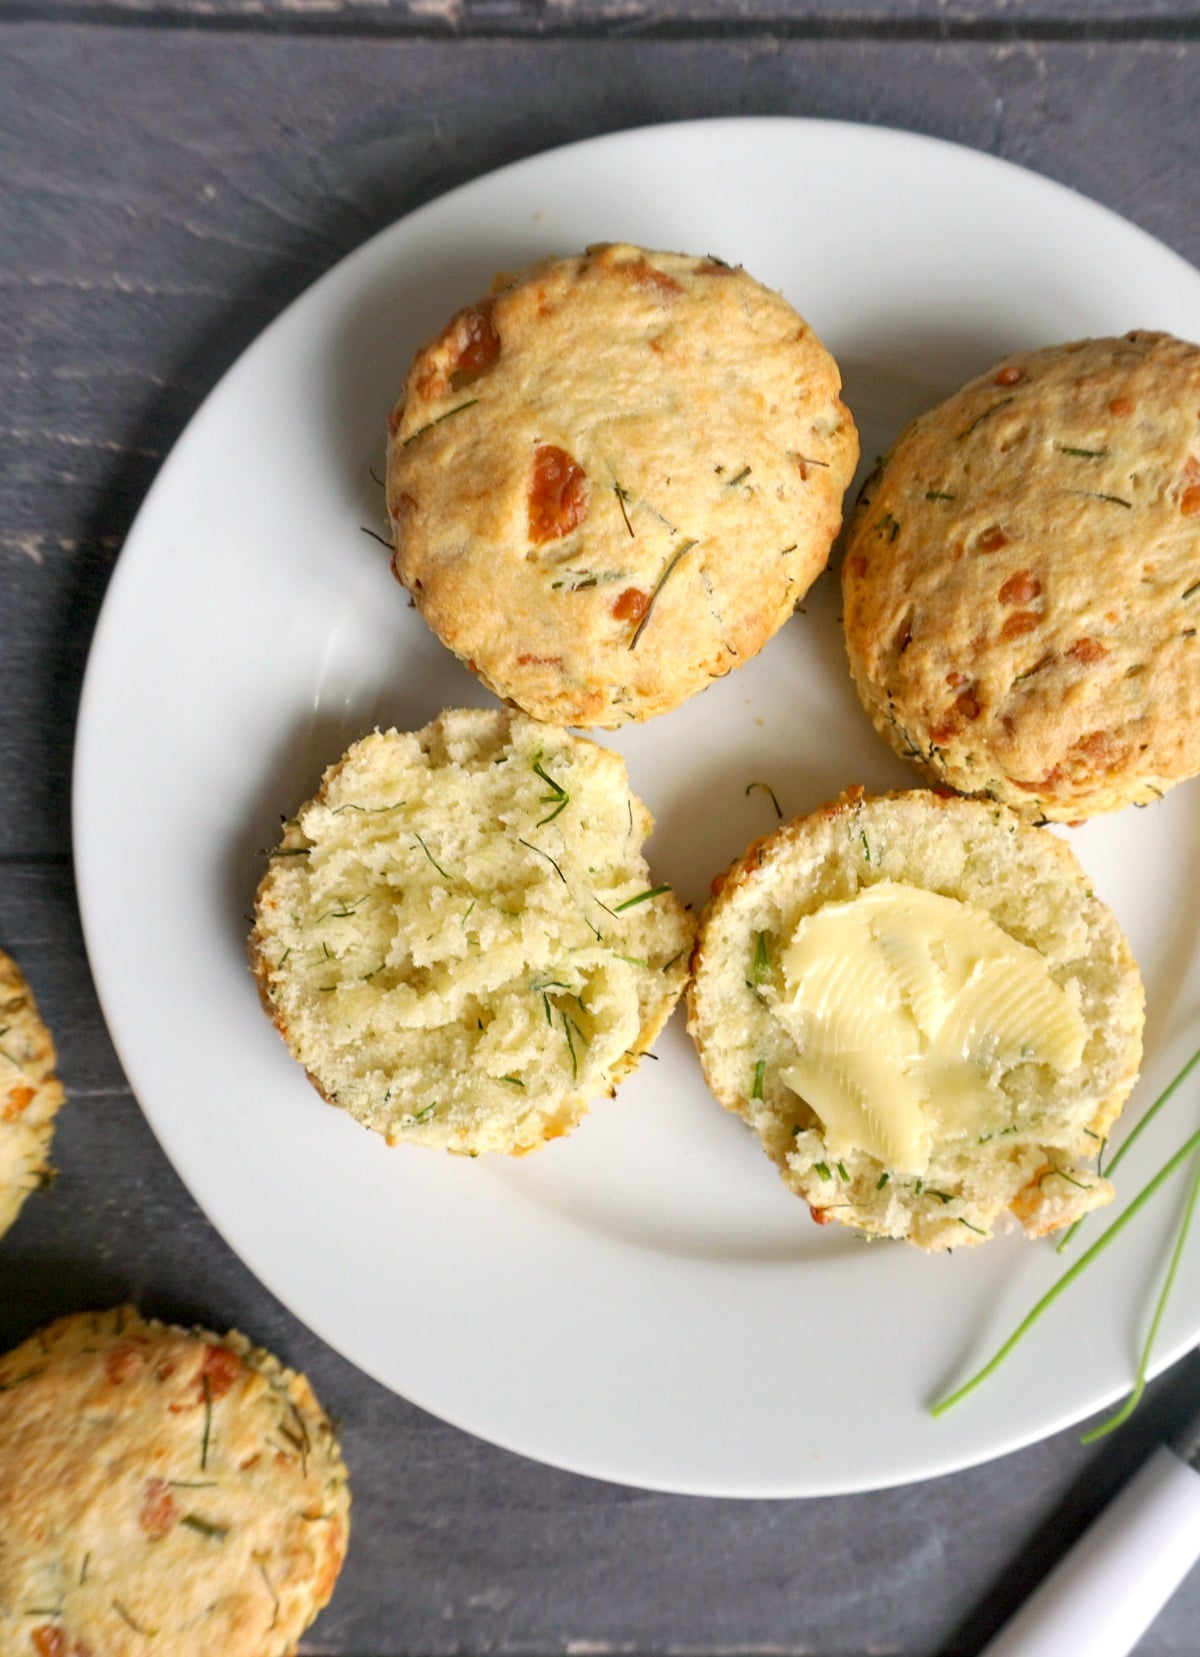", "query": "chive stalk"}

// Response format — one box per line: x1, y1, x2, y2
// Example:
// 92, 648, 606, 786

932, 1120, 1200, 1419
